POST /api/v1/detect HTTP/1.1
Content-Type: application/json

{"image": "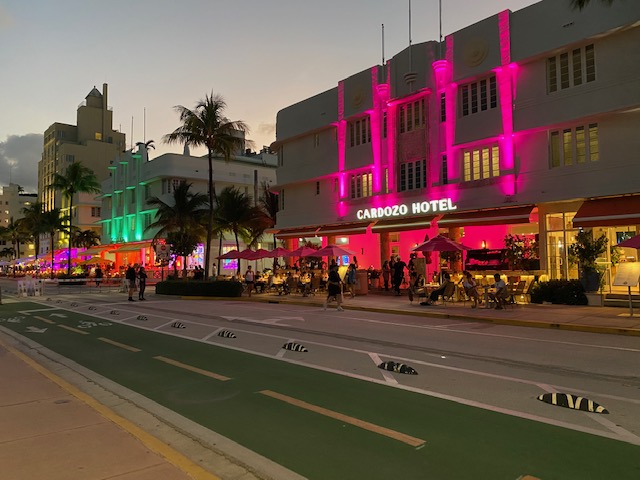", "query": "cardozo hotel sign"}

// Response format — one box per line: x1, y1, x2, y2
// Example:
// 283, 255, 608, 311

356, 198, 458, 220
